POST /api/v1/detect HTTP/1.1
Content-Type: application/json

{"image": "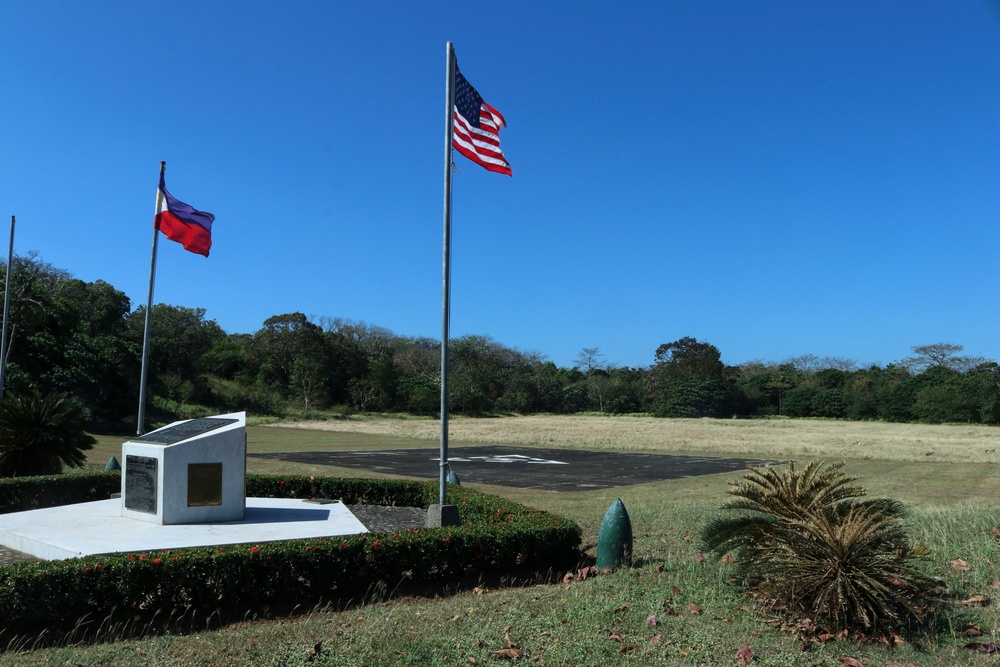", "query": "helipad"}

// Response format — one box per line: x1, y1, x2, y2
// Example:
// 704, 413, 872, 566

250, 446, 786, 492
